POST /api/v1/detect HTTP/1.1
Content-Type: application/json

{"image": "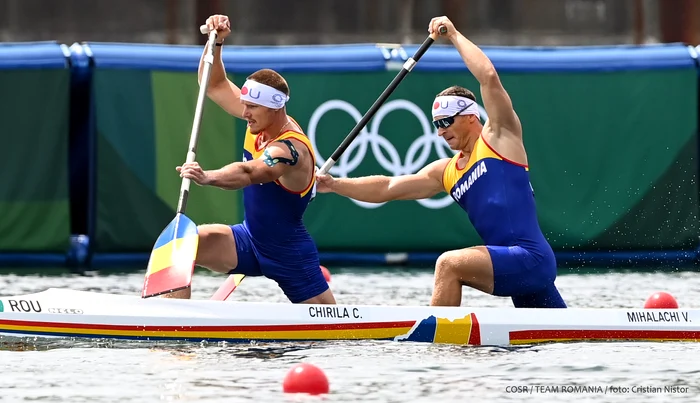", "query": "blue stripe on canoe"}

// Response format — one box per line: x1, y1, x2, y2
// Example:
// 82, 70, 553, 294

153, 213, 197, 249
